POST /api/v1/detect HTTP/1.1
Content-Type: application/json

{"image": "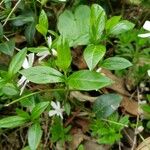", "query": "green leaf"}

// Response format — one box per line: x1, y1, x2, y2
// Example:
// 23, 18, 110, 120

109, 20, 135, 35
55, 36, 72, 71
25, 23, 36, 45
68, 70, 112, 91
84, 44, 106, 70
2, 83, 19, 95
106, 16, 121, 32
28, 123, 42, 150
0, 23, 3, 39
90, 4, 106, 43
36, 10, 48, 36
0, 116, 27, 128
0, 40, 15, 56
101, 57, 132, 70
31, 102, 49, 120
22, 146, 31, 150
20, 66, 64, 84
57, 5, 90, 46
93, 94, 122, 119
28, 46, 48, 53
8, 48, 27, 77
16, 108, 30, 119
